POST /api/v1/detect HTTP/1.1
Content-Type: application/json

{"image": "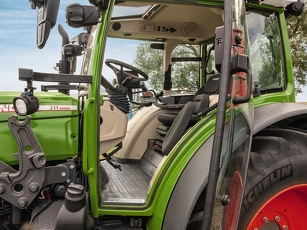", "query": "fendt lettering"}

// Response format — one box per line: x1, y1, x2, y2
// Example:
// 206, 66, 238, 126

0, 105, 14, 113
